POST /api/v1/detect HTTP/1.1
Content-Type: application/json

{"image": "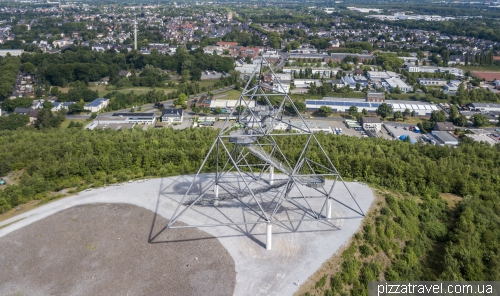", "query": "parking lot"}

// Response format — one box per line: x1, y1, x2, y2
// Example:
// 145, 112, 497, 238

201, 71, 223, 80
383, 124, 422, 143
